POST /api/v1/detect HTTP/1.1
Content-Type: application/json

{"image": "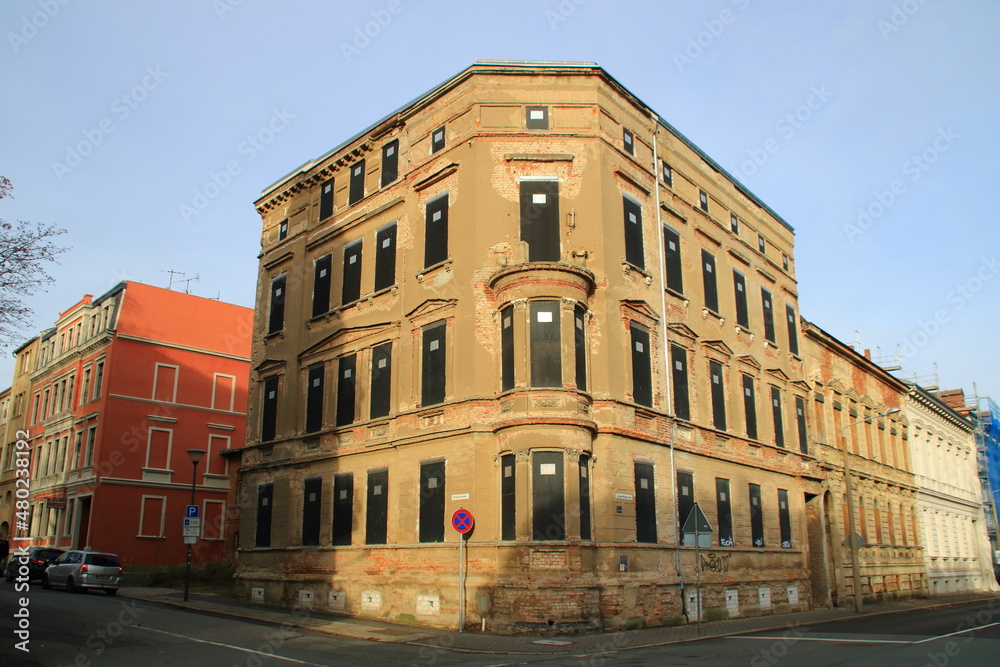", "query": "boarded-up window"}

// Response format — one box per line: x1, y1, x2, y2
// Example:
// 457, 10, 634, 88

203, 499, 224, 540
716, 478, 733, 546
501, 305, 514, 392
319, 178, 334, 220
312, 254, 332, 317
702, 250, 719, 313
153, 364, 177, 402
256, 482, 273, 547
374, 224, 397, 291
623, 197, 645, 269
579, 455, 592, 540
574, 305, 587, 392
365, 469, 388, 545
635, 462, 657, 543
424, 194, 449, 268
336, 354, 357, 427
771, 386, 785, 448
431, 126, 445, 153
261, 377, 278, 442
778, 489, 792, 548
710, 360, 726, 431
305, 364, 324, 433
623, 128, 634, 155
631, 325, 652, 407
139, 496, 165, 537
733, 270, 749, 328
699, 190, 709, 212
664, 226, 683, 293
762, 287, 775, 343
526, 105, 549, 129
278, 218, 288, 240
796, 396, 808, 455
520, 180, 560, 262
786, 304, 799, 355
302, 476, 322, 546
370, 342, 392, 420
422, 321, 446, 406
501, 454, 516, 541
677, 471, 694, 544
671, 345, 690, 420
530, 301, 561, 387
268, 274, 286, 334
332, 473, 353, 546
749, 483, 764, 547
743, 375, 758, 440
380, 140, 398, 187
662, 161, 673, 186
342, 240, 363, 305
532, 452, 564, 540
419, 461, 446, 543
349, 159, 365, 205
212, 374, 236, 411
146, 428, 171, 470
730, 213, 739, 234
